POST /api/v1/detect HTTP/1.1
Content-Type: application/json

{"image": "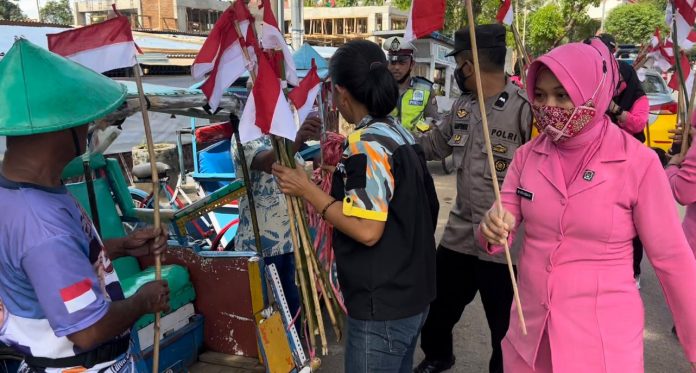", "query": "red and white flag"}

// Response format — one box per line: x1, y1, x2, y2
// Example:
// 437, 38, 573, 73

259, 0, 298, 85
239, 49, 296, 143
192, 0, 255, 111
47, 16, 139, 73
496, 0, 514, 26
669, 52, 694, 94
403, 0, 446, 42
60, 278, 97, 314
672, 0, 696, 46
288, 59, 322, 124
646, 28, 675, 73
